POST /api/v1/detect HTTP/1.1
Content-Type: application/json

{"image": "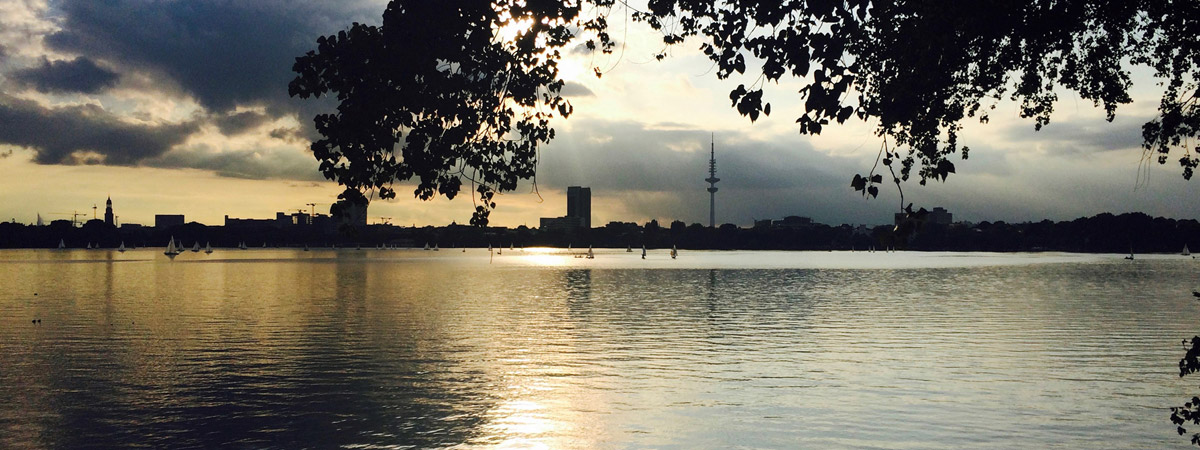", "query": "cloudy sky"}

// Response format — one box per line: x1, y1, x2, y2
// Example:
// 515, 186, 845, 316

0, 0, 1194, 228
